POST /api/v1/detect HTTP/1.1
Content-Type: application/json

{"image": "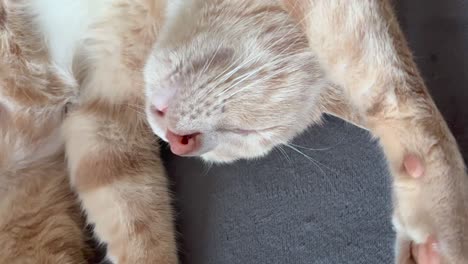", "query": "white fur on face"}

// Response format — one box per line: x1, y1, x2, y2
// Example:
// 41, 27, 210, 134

144, 0, 326, 162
